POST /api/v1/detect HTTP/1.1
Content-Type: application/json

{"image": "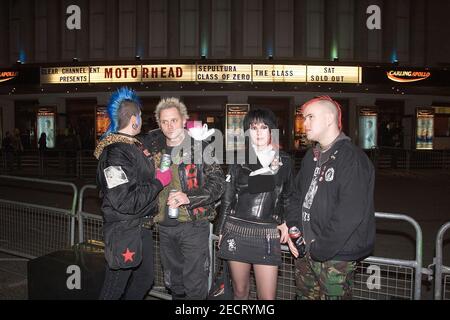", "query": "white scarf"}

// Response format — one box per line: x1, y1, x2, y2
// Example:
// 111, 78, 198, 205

252, 144, 275, 168
249, 144, 277, 176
